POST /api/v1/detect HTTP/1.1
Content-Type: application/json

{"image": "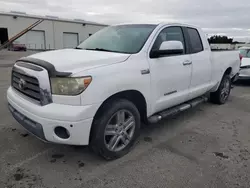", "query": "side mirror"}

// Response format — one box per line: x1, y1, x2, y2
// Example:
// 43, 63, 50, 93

150, 41, 184, 58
